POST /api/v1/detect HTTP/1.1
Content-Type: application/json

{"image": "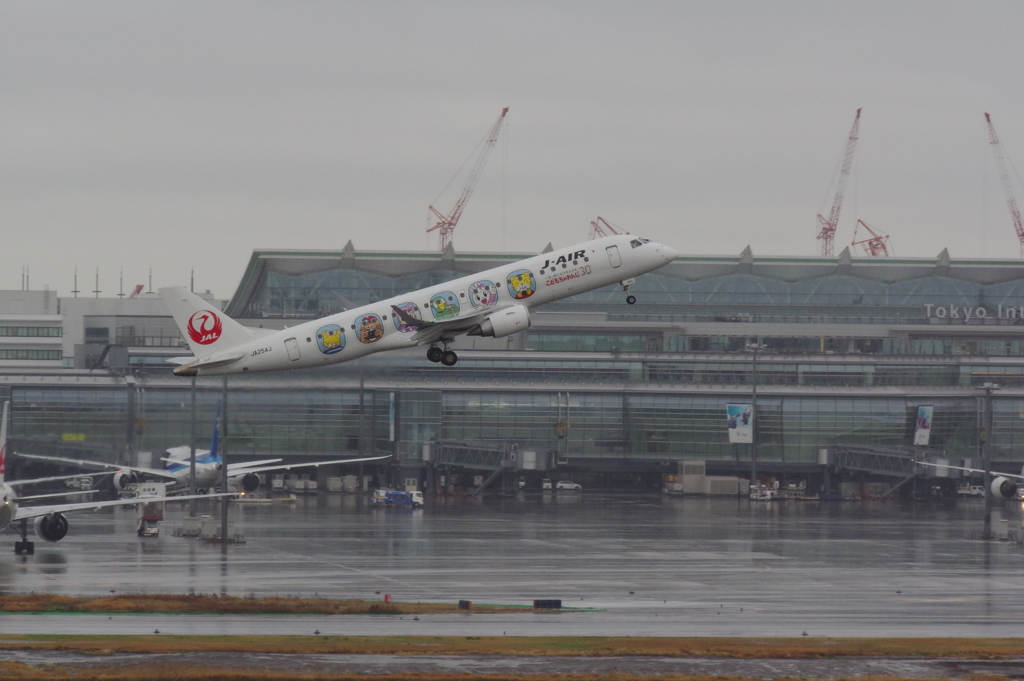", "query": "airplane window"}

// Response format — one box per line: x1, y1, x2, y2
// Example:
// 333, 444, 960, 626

562, 263, 567, 269
630, 239, 643, 249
